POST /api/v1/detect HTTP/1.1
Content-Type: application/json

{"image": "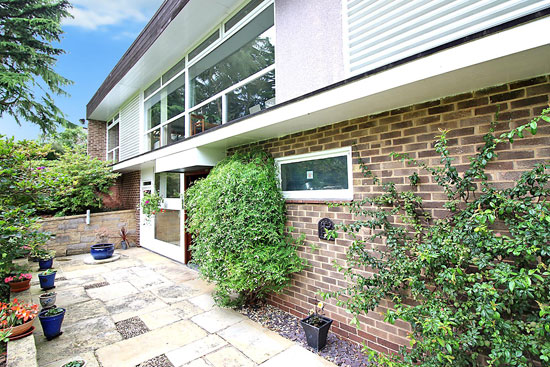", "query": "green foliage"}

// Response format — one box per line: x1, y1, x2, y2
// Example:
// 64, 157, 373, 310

39, 126, 87, 159
185, 151, 305, 307
325, 108, 550, 366
0, 0, 73, 132
44, 148, 120, 216
140, 192, 164, 221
